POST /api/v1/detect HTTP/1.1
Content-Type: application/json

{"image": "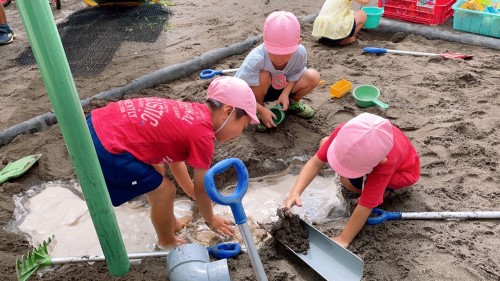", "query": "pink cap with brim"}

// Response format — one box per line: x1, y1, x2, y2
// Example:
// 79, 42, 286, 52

207, 77, 260, 125
327, 113, 394, 178
263, 11, 301, 55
